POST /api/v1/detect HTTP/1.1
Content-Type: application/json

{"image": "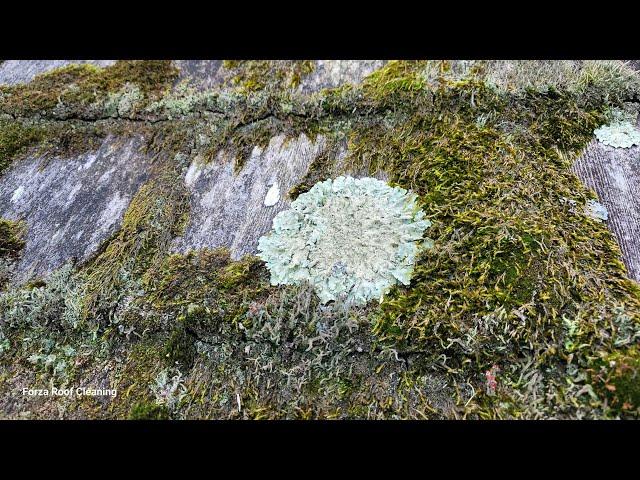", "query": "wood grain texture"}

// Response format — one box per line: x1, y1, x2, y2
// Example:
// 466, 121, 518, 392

572, 138, 640, 281
0, 135, 152, 282
173, 133, 328, 259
